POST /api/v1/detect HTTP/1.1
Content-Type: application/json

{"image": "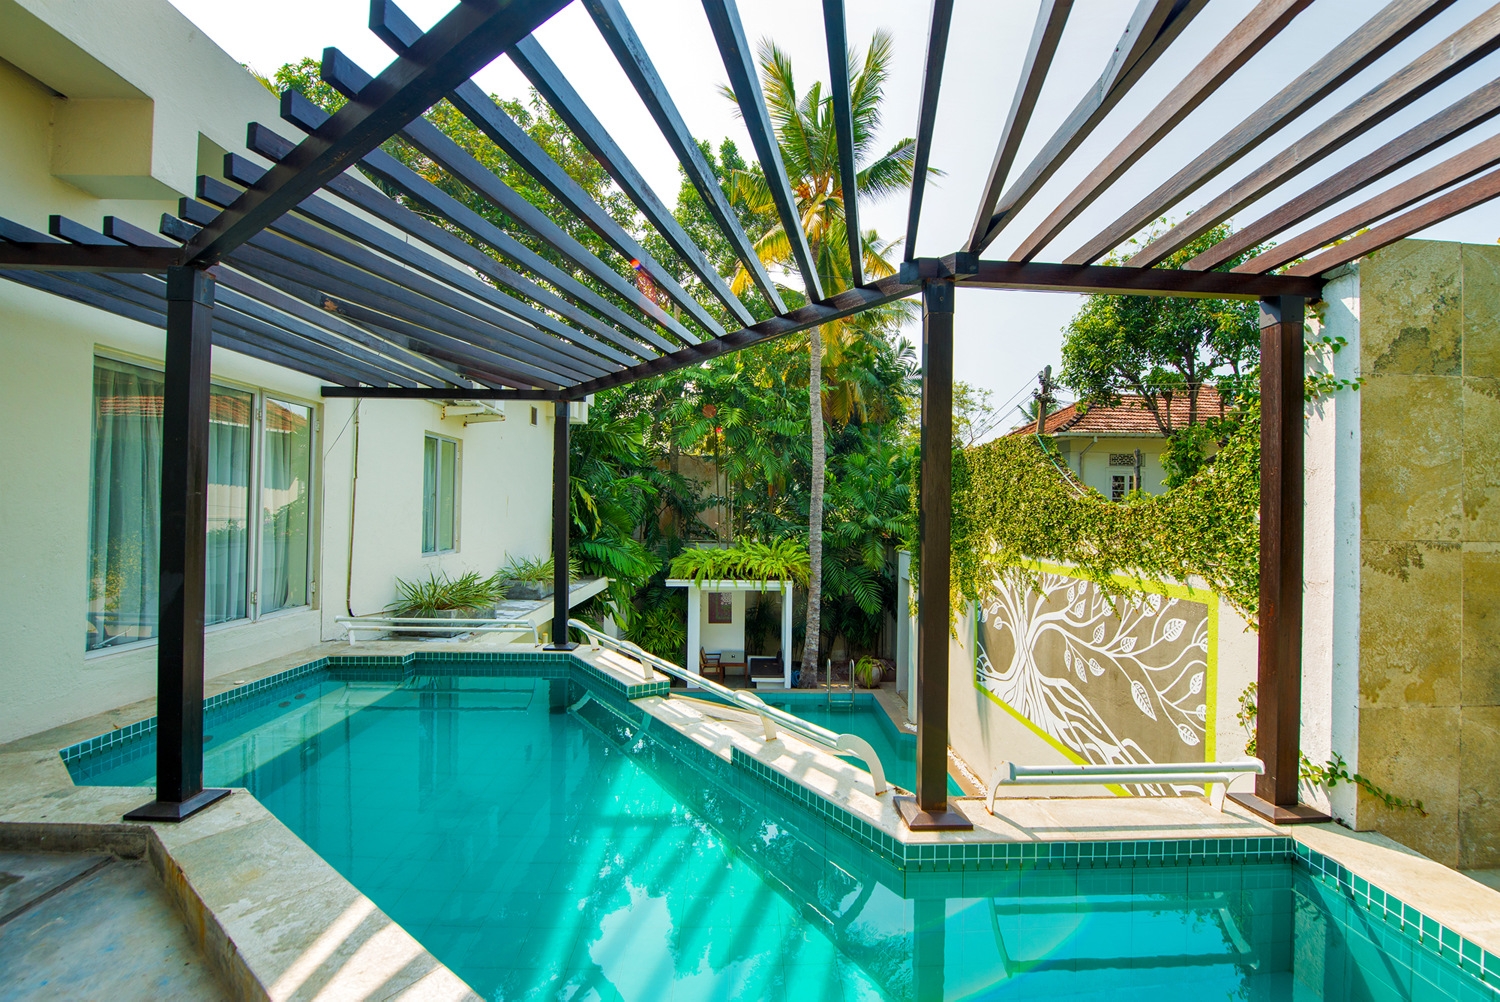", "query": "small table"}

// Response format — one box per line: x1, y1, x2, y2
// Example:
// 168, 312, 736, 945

714, 650, 746, 675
